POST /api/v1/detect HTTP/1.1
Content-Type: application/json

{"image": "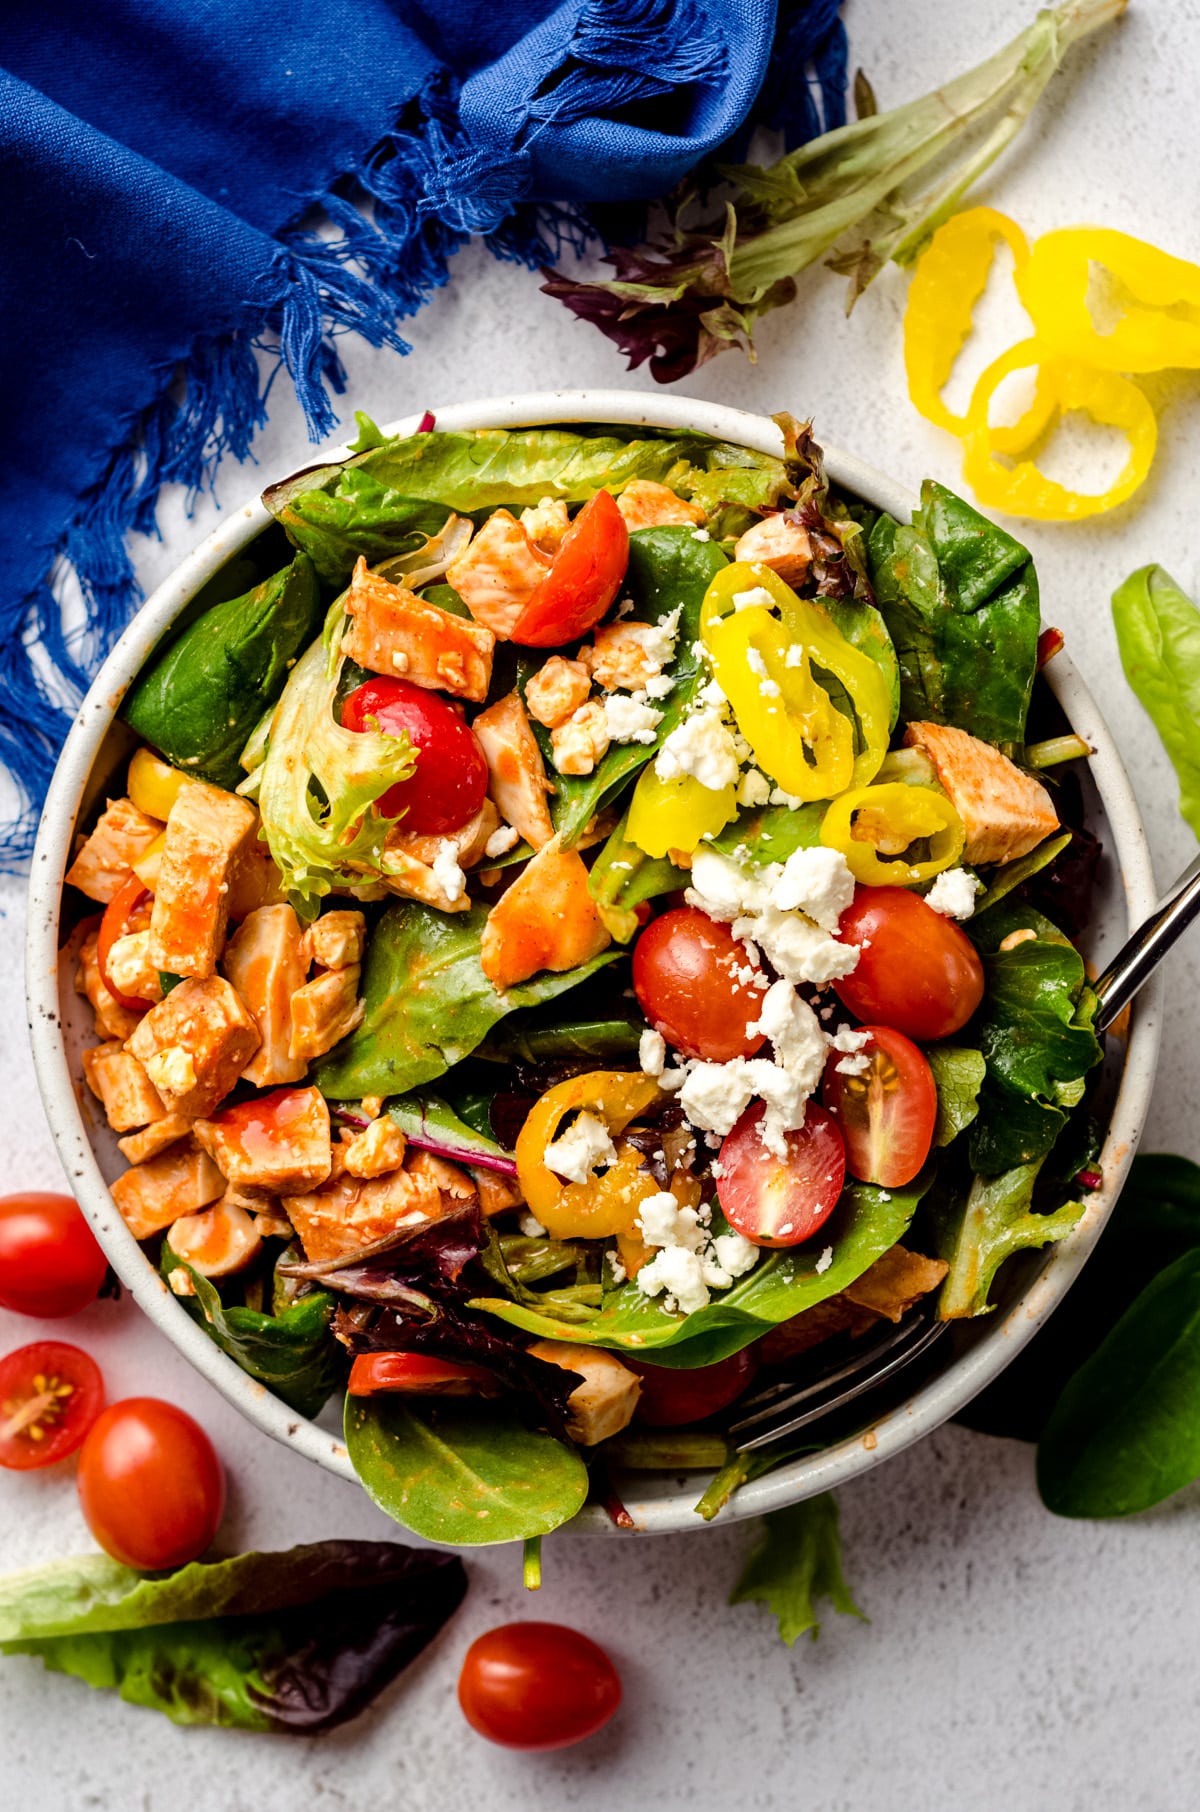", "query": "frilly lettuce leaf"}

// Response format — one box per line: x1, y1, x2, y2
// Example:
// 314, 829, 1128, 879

730, 1496, 864, 1645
